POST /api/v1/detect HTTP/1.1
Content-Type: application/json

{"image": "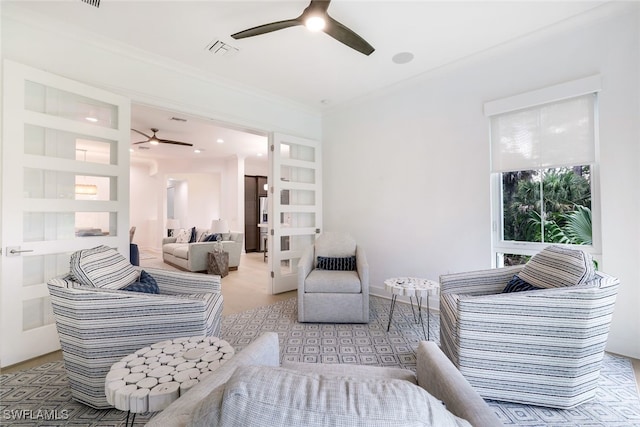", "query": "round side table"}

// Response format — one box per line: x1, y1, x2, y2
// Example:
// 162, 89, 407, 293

384, 277, 440, 340
105, 336, 234, 426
